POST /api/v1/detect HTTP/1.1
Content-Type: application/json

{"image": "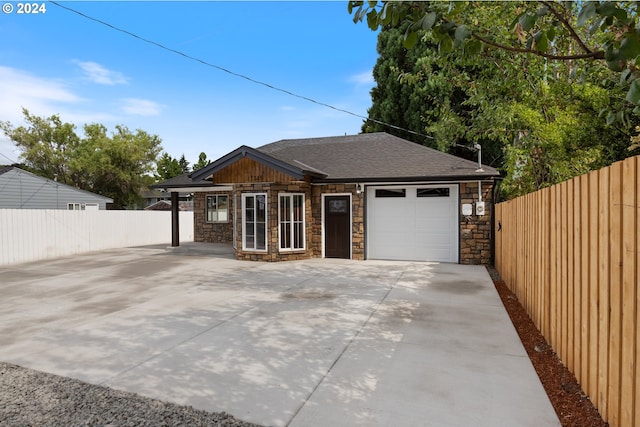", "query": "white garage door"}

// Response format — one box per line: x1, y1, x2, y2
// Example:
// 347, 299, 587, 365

366, 184, 459, 262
